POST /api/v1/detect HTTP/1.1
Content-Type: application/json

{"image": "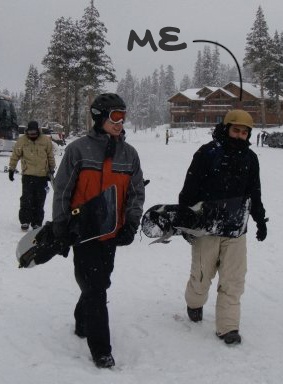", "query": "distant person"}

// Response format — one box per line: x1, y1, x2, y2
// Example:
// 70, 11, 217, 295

8, 121, 56, 231
166, 129, 169, 145
257, 132, 260, 146
261, 132, 266, 147
174, 110, 267, 345
61, 130, 66, 145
